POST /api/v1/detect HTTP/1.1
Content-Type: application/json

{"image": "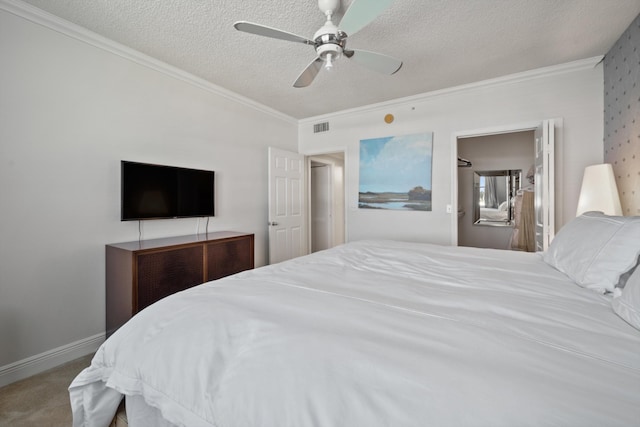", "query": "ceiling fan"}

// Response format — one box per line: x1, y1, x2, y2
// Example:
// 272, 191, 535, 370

233, 0, 402, 88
